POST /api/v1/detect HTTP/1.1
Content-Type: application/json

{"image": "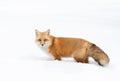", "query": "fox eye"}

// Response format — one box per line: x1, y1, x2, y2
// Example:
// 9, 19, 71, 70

44, 39, 48, 41
38, 39, 41, 41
